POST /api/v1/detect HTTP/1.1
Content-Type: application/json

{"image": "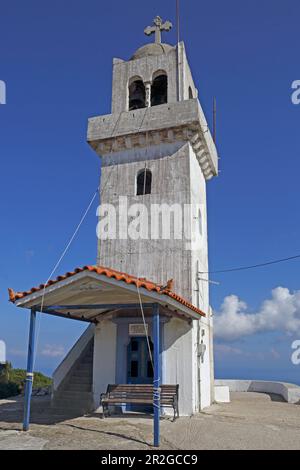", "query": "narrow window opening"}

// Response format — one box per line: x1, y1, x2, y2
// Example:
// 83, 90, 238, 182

198, 209, 202, 236
129, 79, 146, 111
188, 86, 194, 99
151, 74, 168, 106
136, 169, 152, 195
